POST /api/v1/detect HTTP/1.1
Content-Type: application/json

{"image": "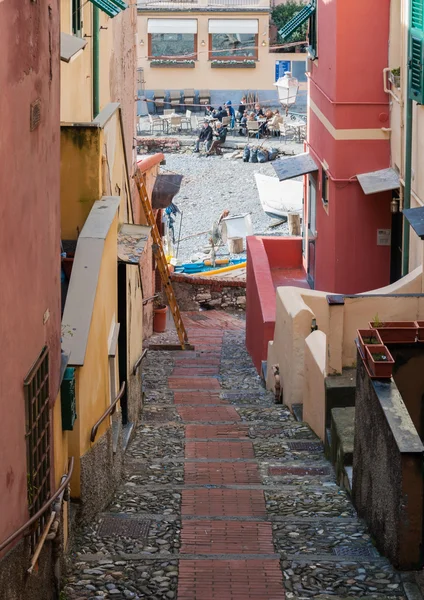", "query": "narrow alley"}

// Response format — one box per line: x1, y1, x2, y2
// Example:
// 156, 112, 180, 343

64, 312, 406, 600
